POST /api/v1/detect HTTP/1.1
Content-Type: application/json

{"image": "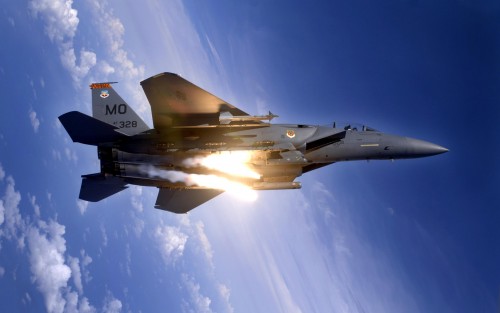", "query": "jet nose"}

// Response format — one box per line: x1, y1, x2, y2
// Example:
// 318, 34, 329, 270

407, 138, 449, 157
